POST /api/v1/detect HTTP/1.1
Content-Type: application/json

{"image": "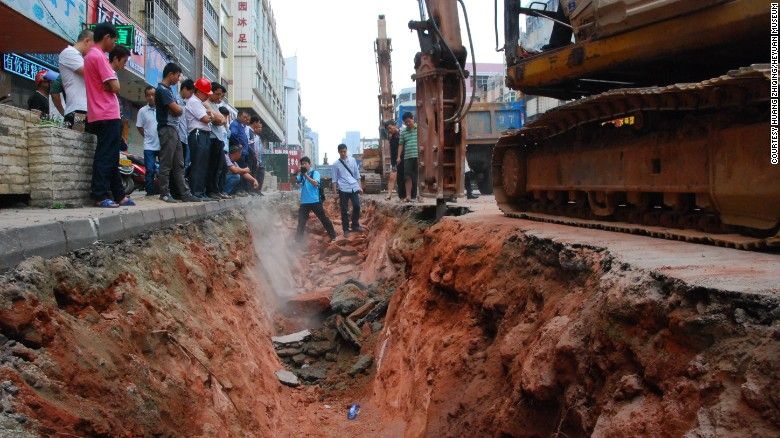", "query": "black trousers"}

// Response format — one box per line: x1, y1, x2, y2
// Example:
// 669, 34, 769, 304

296, 202, 336, 240
403, 157, 419, 199
338, 190, 361, 233
465, 170, 475, 195
87, 119, 125, 201
188, 129, 211, 197
206, 137, 225, 196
